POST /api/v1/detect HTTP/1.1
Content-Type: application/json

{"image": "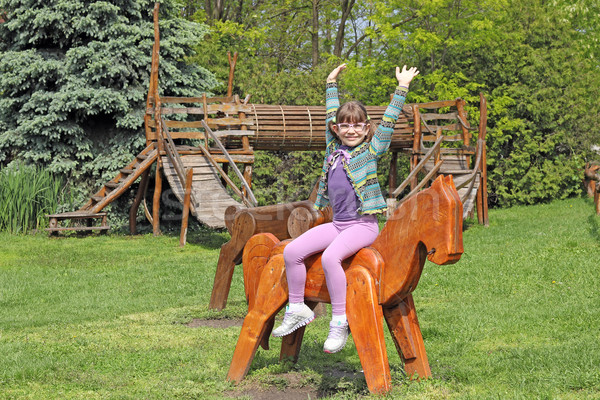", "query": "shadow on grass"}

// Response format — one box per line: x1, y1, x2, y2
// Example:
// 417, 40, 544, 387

584, 196, 600, 243
174, 218, 230, 249
244, 339, 372, 398
587, 214, 600, 243
186, 228, 229, 249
